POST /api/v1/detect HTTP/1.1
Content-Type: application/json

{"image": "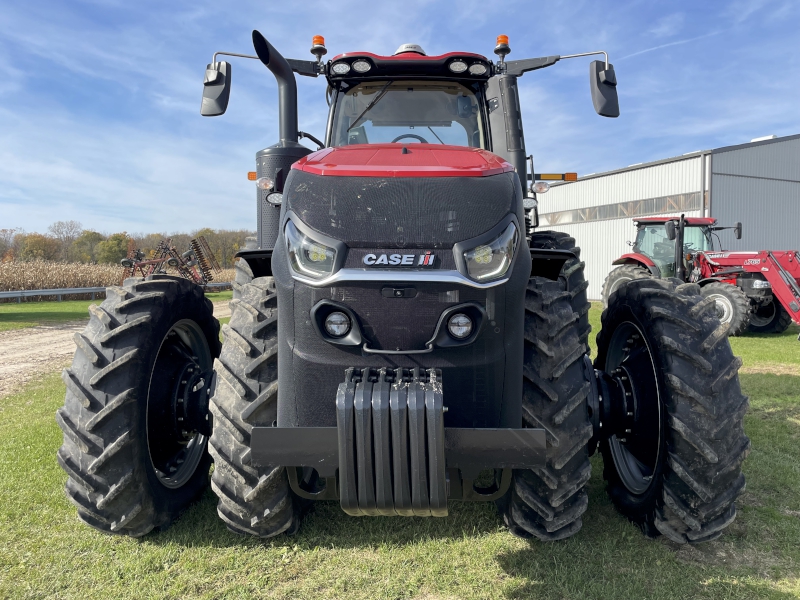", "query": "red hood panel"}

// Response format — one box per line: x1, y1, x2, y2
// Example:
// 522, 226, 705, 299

292, 144, 514, 178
